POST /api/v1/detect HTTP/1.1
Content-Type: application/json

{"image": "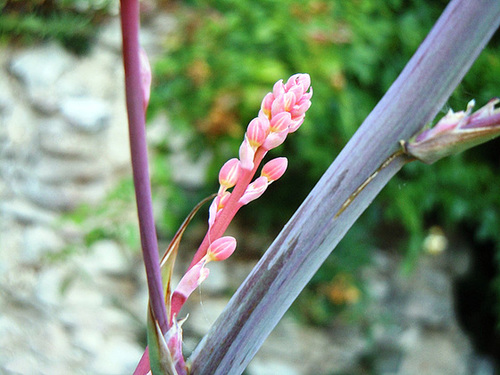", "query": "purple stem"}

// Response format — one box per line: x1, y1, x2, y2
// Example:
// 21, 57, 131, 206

120, 0, 168, 335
